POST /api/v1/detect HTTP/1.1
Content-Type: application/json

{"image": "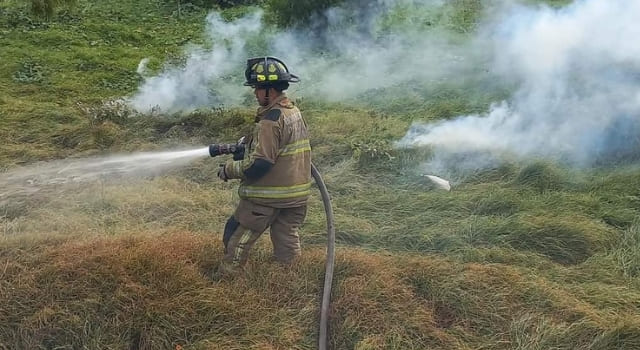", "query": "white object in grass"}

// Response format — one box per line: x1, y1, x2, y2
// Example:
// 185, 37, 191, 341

423, 175, 451, 191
